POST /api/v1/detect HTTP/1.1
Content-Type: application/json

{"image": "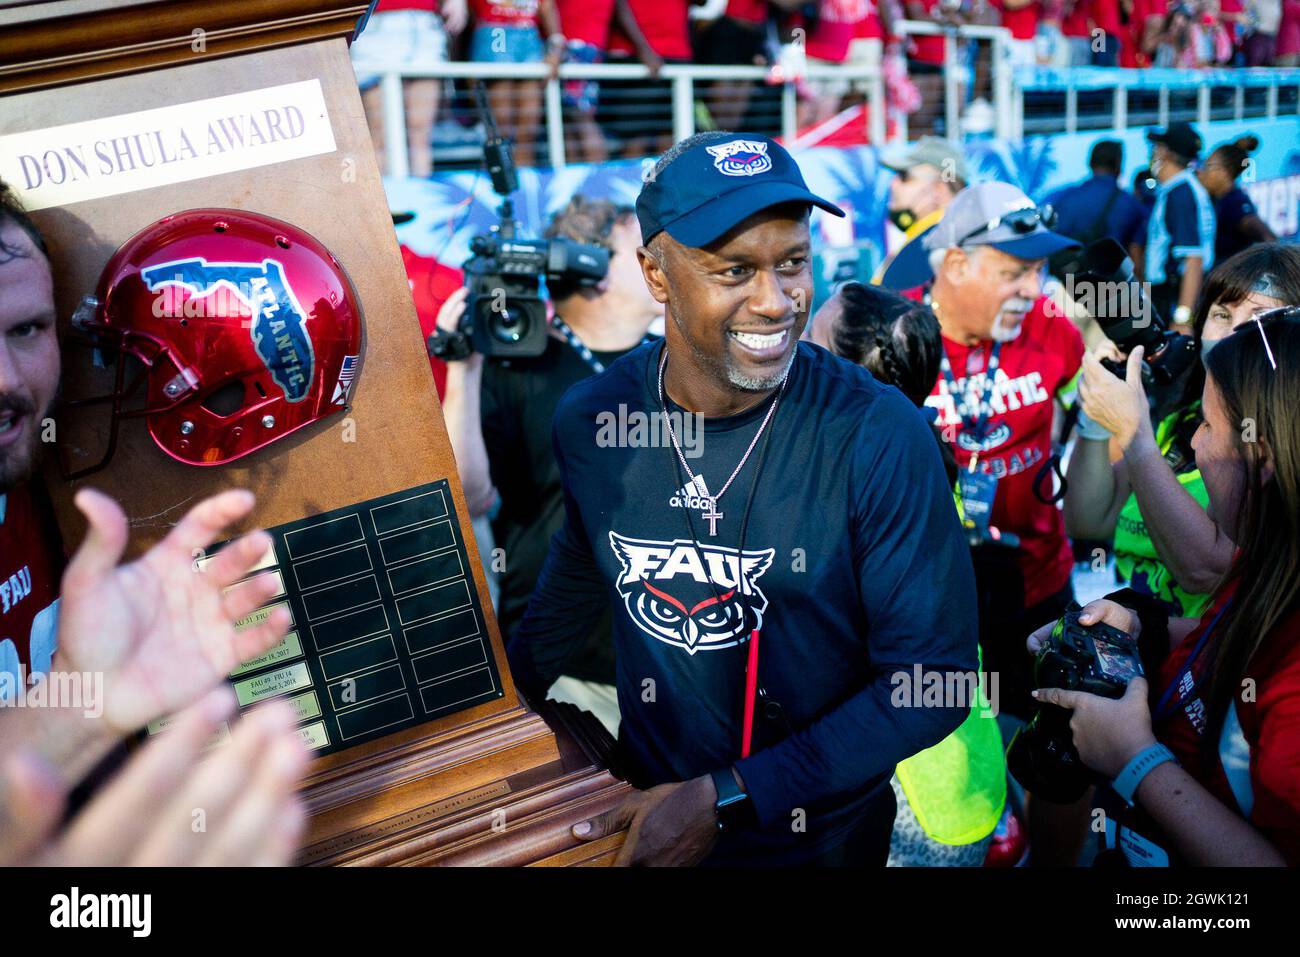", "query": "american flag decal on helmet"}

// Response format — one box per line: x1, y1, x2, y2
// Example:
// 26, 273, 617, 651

331, 354, 358, 405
